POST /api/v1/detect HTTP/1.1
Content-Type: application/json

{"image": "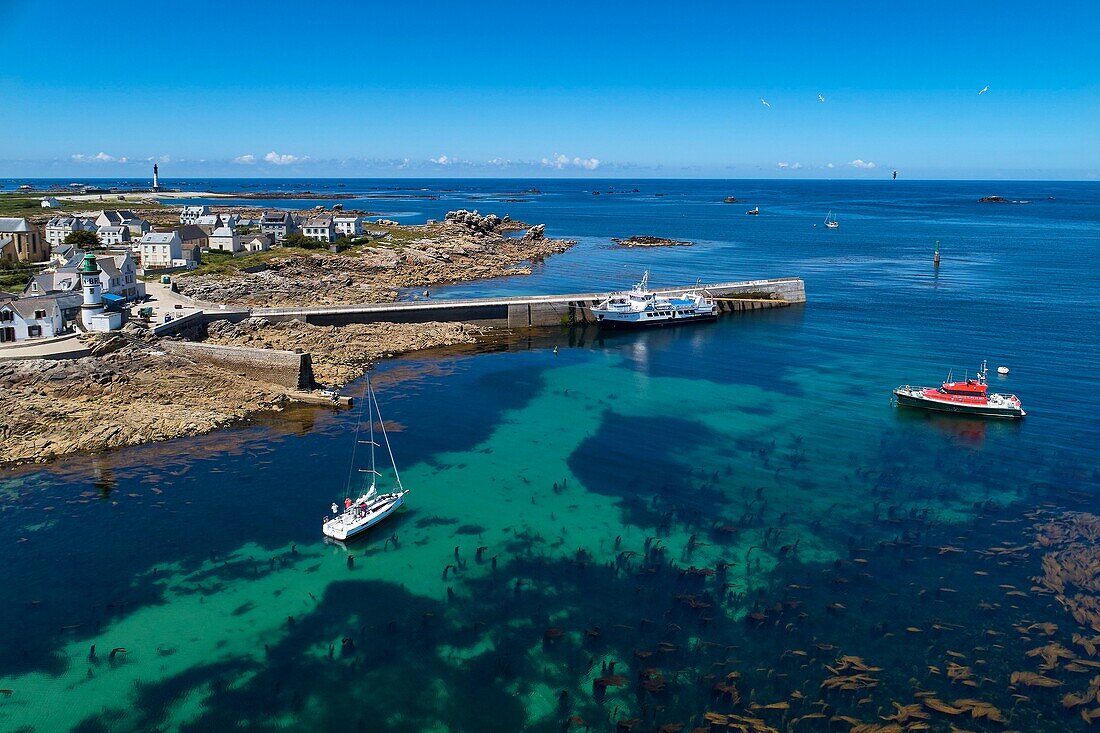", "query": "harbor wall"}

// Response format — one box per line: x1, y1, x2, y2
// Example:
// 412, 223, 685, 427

248, 277, 806, 329
161, 341, 313, 390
